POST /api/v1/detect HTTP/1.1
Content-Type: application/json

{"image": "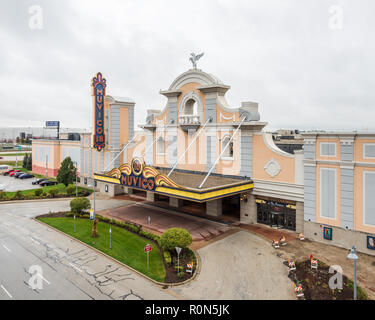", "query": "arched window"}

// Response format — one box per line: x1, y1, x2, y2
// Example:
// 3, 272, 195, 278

184, 98, 198, 115
221, 136, 234, 159
156, 136, 165, 155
